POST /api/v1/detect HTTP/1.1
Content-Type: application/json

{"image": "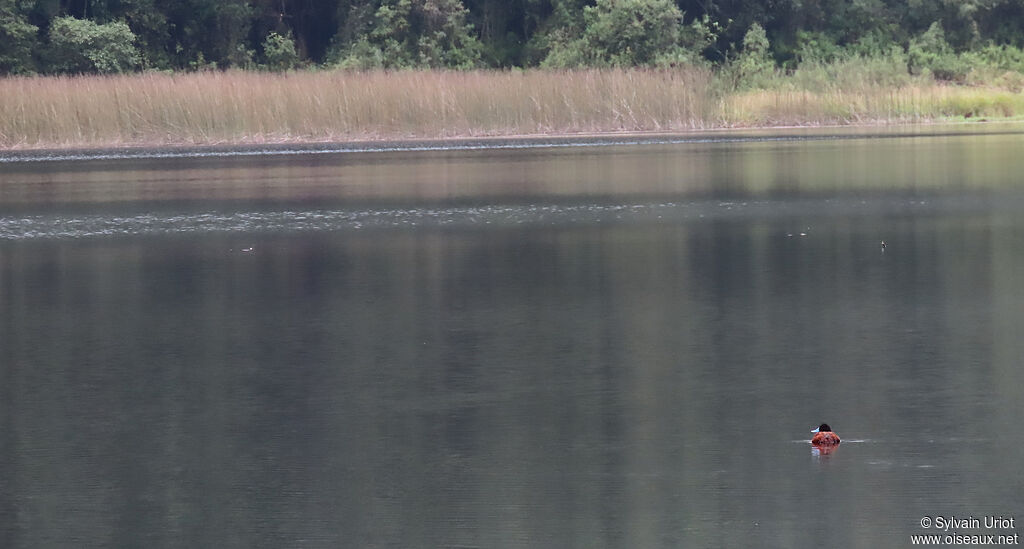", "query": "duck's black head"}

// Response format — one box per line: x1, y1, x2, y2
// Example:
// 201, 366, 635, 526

815, 423, 832, 432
